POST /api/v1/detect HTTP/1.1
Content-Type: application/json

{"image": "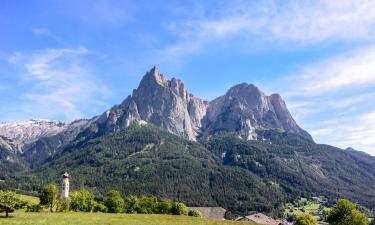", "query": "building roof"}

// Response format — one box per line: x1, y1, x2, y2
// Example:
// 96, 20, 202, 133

236, 213, 280, 225
188, 207, 226, 219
